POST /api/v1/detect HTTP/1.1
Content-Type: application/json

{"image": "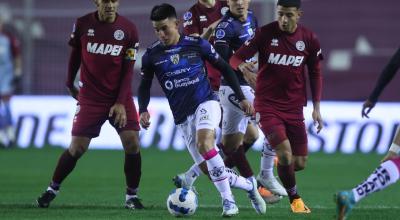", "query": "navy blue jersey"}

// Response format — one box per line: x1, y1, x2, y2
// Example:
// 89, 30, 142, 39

141, 36, 220, 124
214, 11, 258, 85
